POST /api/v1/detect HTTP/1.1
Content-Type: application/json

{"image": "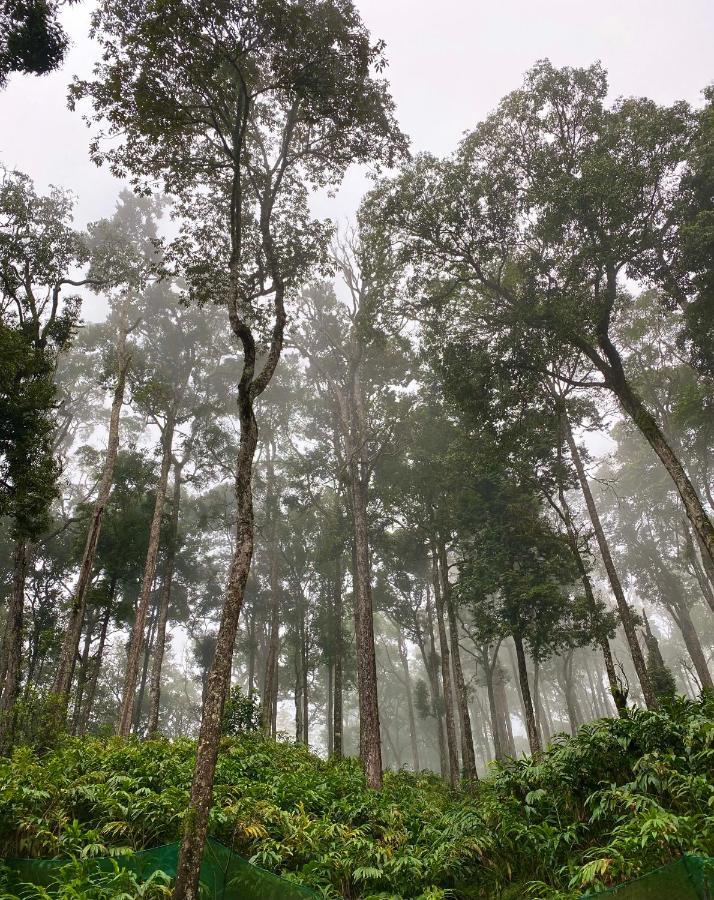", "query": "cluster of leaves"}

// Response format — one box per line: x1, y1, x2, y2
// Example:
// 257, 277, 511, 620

0, 697, 710, 898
